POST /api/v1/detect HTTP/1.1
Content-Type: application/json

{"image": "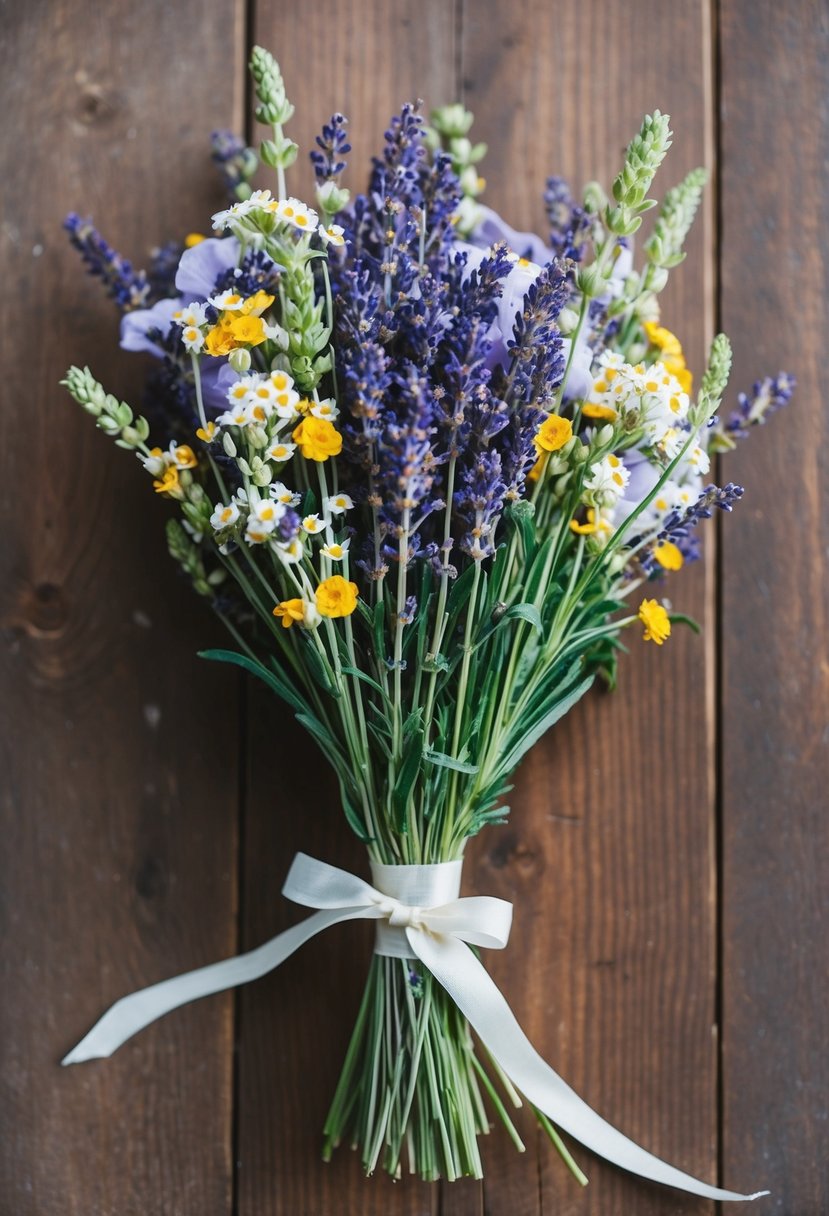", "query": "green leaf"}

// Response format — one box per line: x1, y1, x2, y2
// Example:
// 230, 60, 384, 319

339, 781, 372, 843
392, 722, 425, 830
424, 749, 479, 775
302, 639, 340, 696
504, 603, 543, 632
199, 648, 304, 712
372, 598, 388, 662
340, 665, 390, 703
523, 536, 555, 607
496, 675, 595, 781
668, 612, 702, 634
